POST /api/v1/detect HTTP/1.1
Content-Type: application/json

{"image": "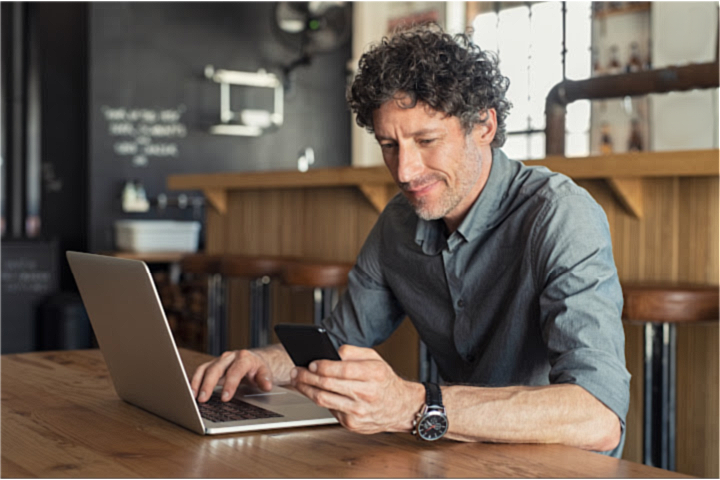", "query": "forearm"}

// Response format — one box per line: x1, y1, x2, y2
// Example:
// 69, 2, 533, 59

252, 343, 295, 385
442, 383, 621, 451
